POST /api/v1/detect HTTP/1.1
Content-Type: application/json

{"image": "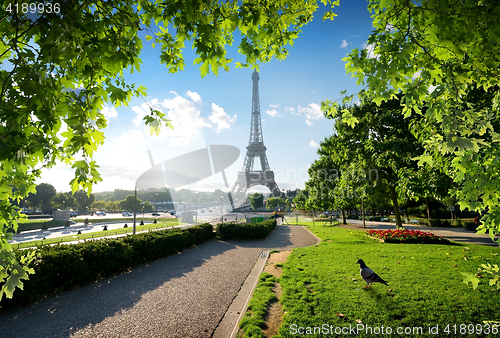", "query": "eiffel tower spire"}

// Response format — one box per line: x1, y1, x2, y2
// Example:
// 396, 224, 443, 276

229, 70, 280, 209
